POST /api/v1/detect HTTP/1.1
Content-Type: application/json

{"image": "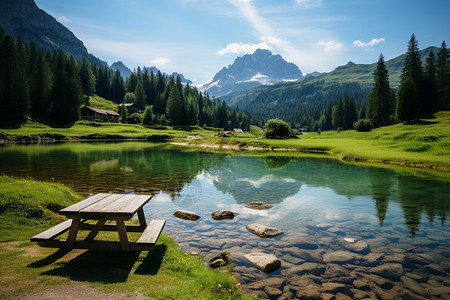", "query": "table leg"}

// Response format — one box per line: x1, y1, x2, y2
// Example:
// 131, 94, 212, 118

84, 219, 107, 241
116, 220, 129, 250
137, 208, 147, 229
65, 218, 81, 249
